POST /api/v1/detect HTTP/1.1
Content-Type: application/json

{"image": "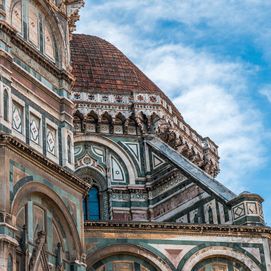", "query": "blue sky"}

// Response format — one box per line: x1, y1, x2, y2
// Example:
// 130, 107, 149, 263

77, 0, 271, 225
